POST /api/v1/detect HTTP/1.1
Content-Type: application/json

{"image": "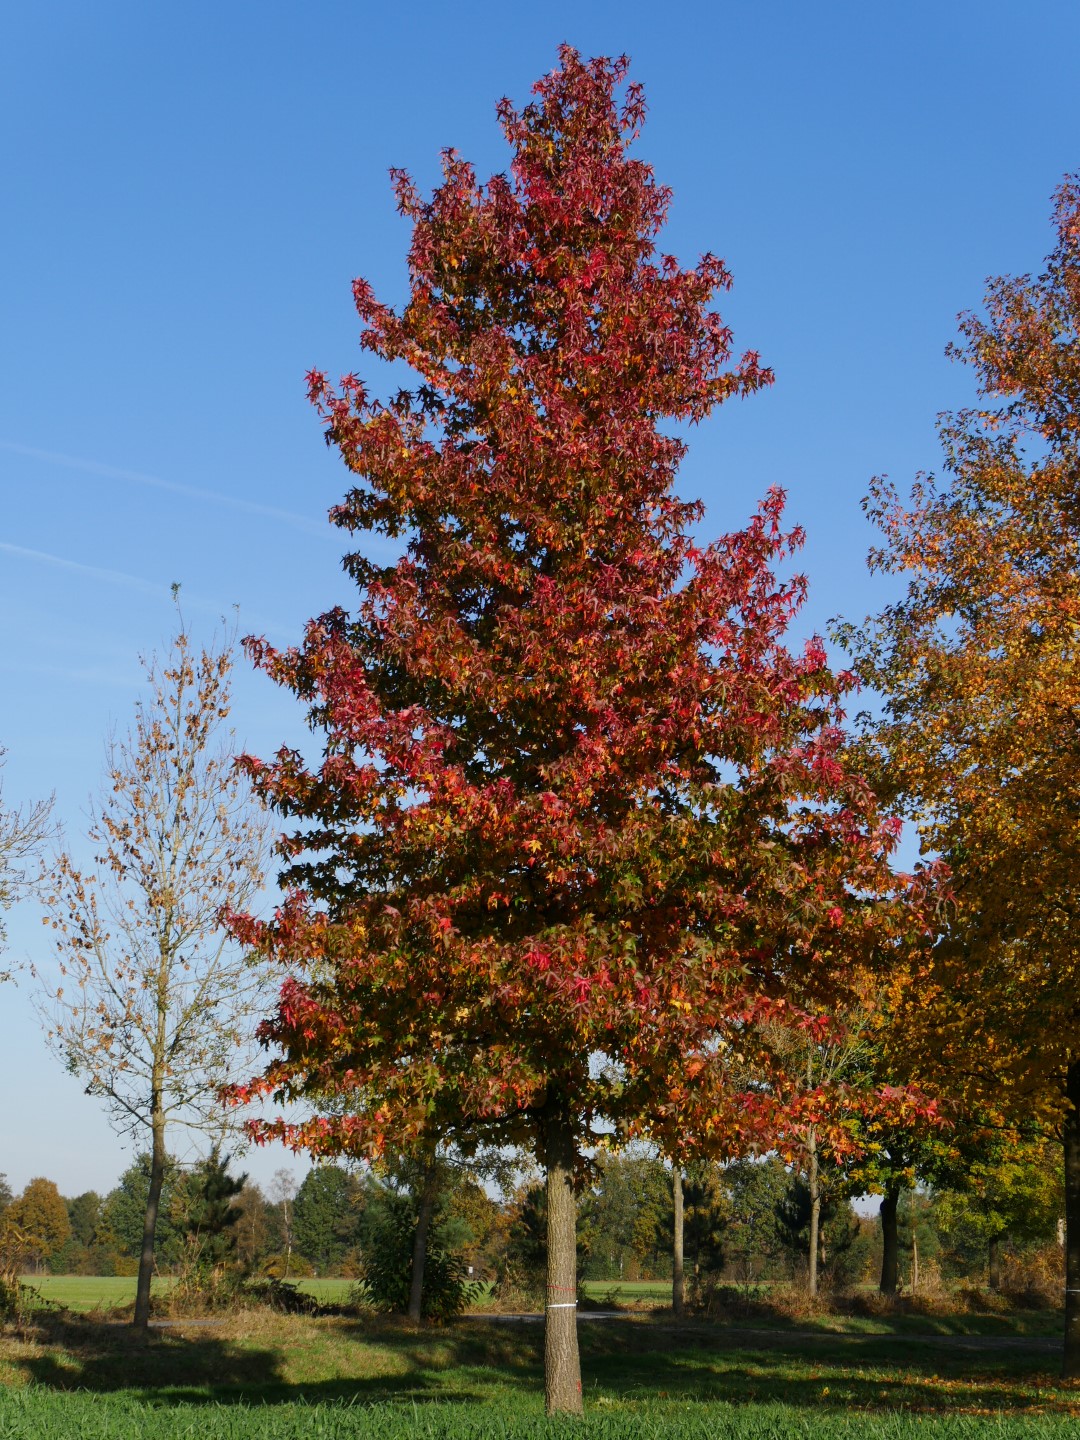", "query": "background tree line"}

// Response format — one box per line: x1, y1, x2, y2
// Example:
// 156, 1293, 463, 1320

0, 1133, 1063, 1301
